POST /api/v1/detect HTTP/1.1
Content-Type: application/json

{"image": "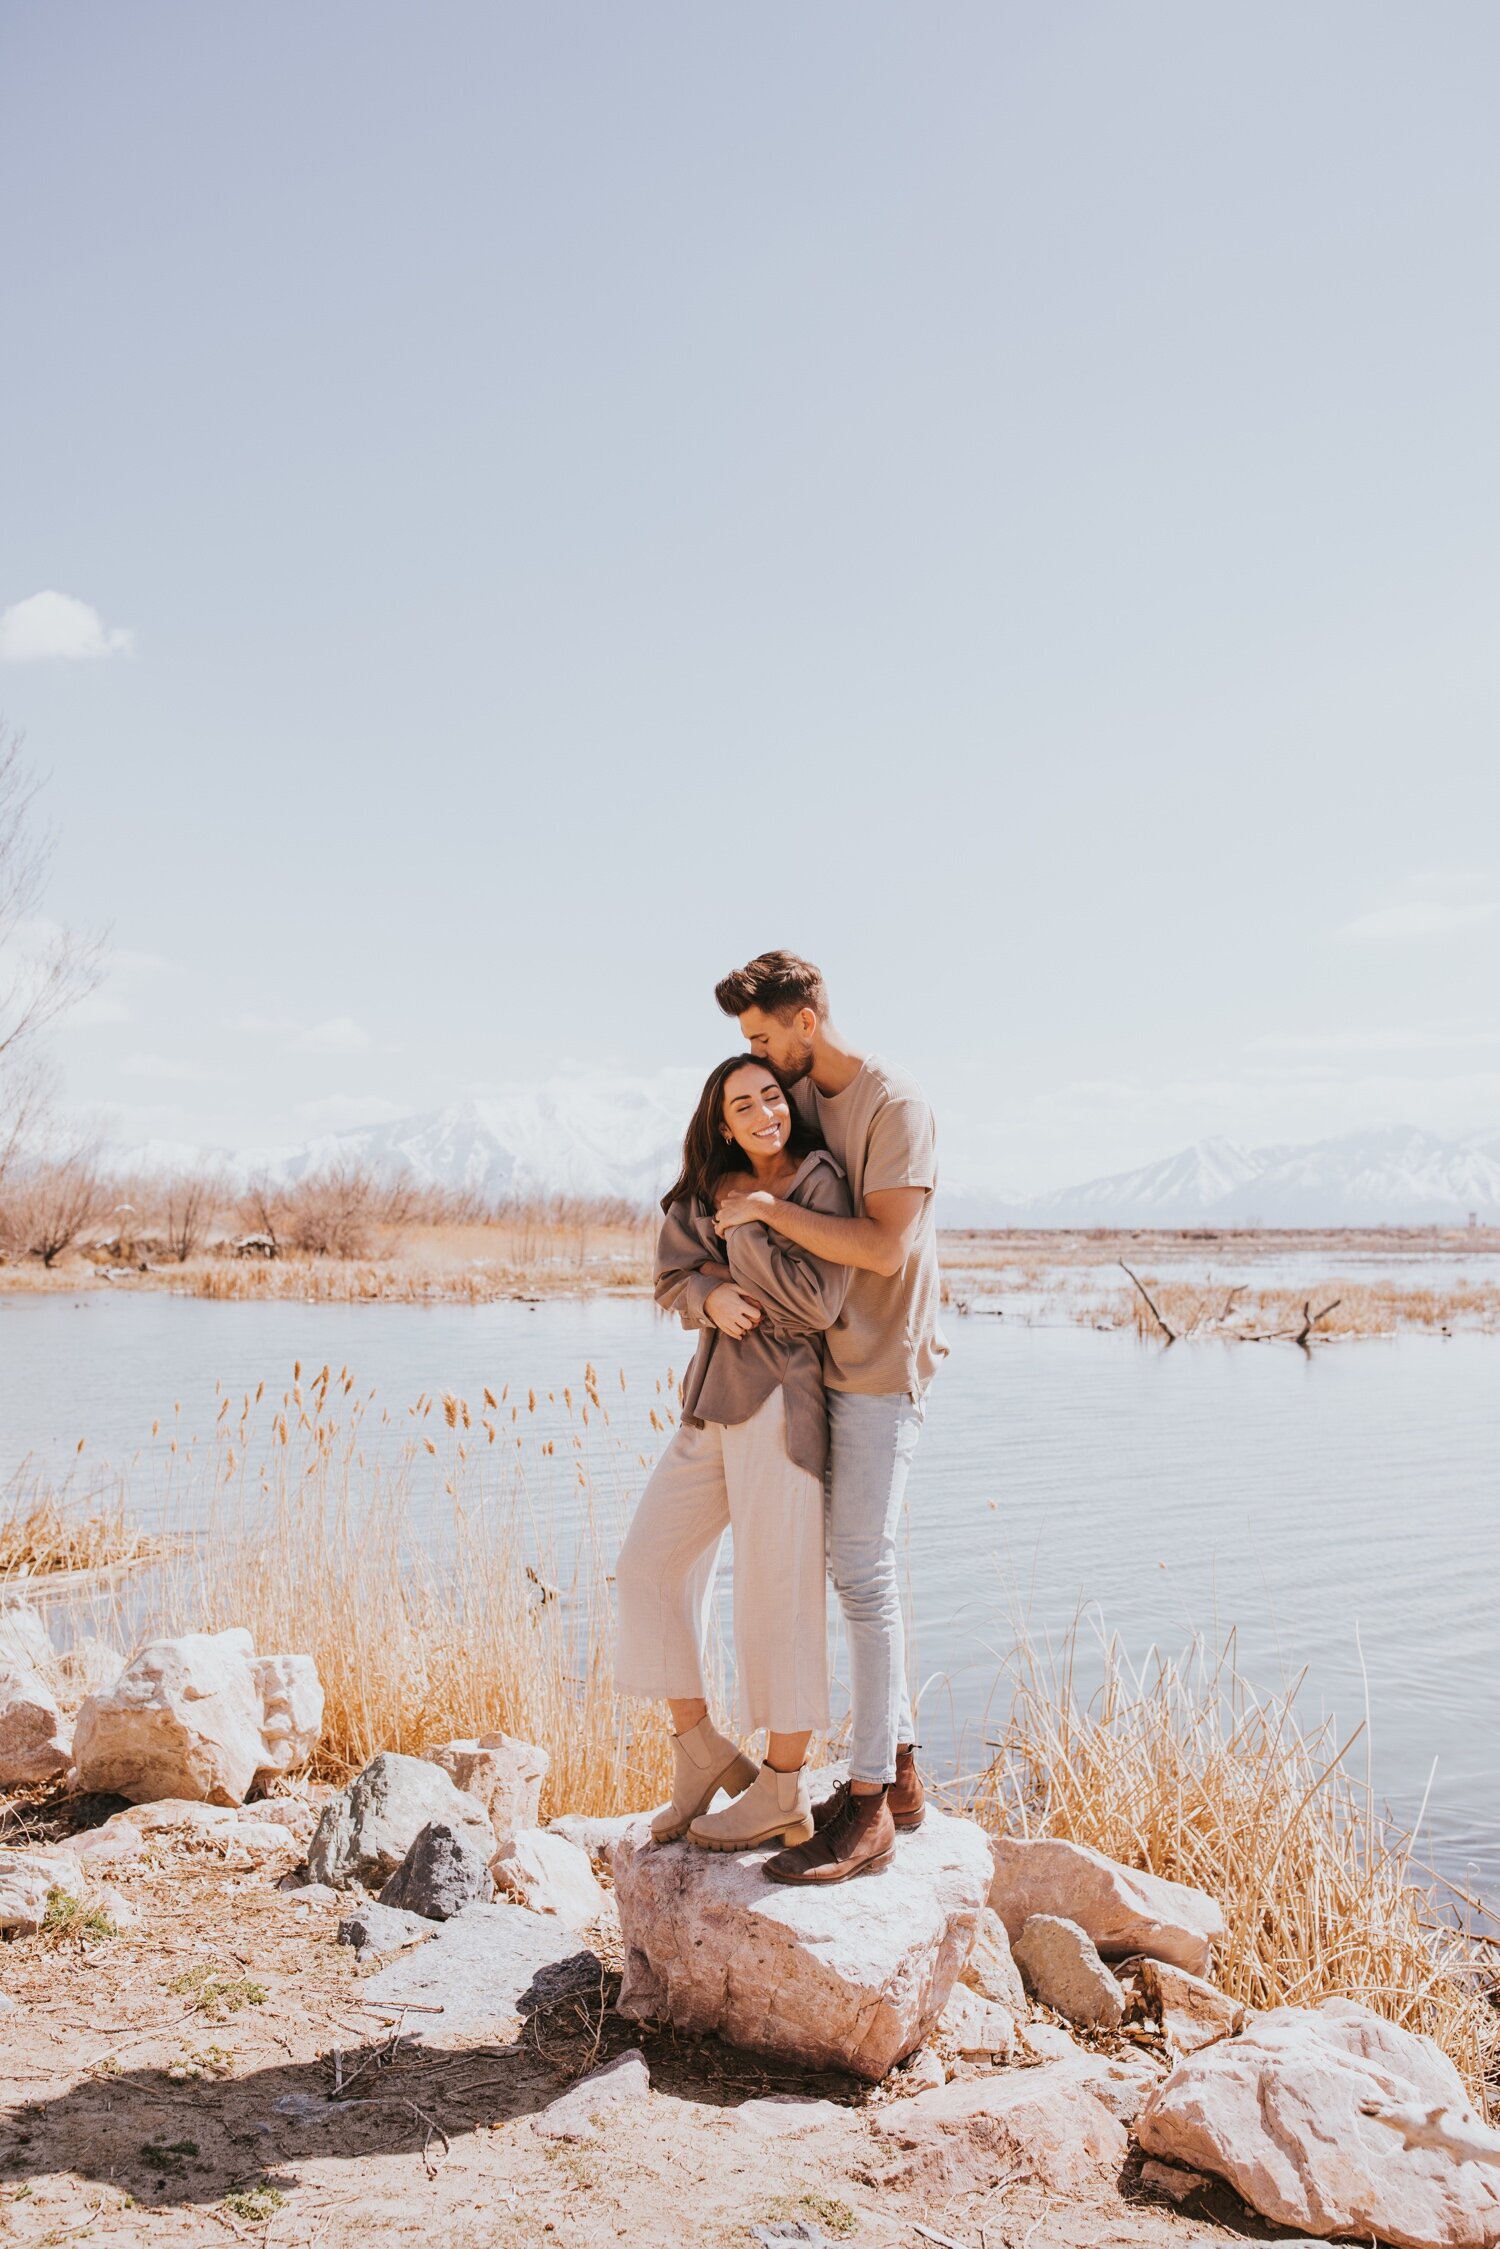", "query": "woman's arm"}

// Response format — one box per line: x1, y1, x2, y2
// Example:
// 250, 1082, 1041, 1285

656, 1203, 761, 1335
722, 1164, 854, 1330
